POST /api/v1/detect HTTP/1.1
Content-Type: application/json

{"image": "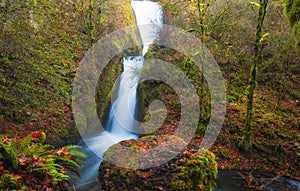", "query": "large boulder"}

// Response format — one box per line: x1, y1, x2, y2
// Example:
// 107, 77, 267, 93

99, 135, 218, 191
